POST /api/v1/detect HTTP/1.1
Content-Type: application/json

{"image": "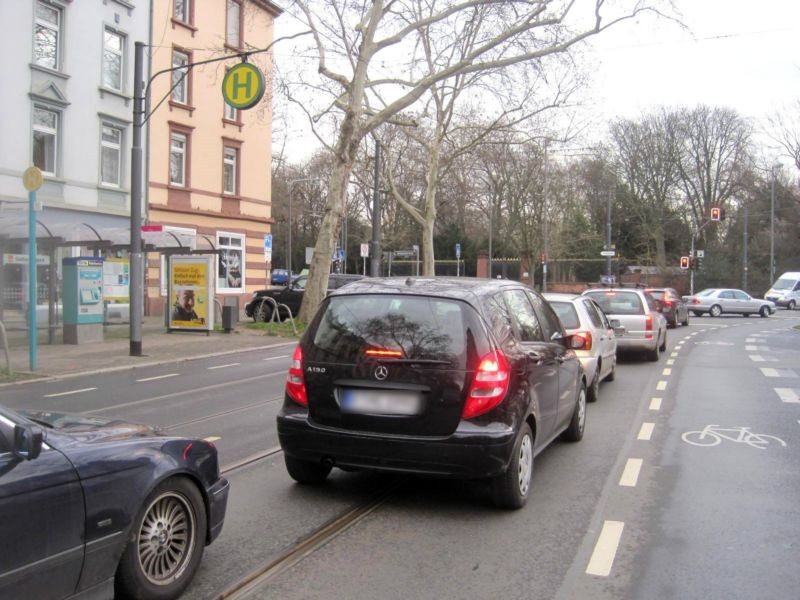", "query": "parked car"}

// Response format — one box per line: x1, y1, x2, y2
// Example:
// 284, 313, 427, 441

544, 293, 621, 402
0, 405, 229, 600
582, 287, 668, 361
246, 273, 364, 321
764, 271, 800, 310
644, 287, 690, 328
685, 288, 776, 318
277, 277, 588, 509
